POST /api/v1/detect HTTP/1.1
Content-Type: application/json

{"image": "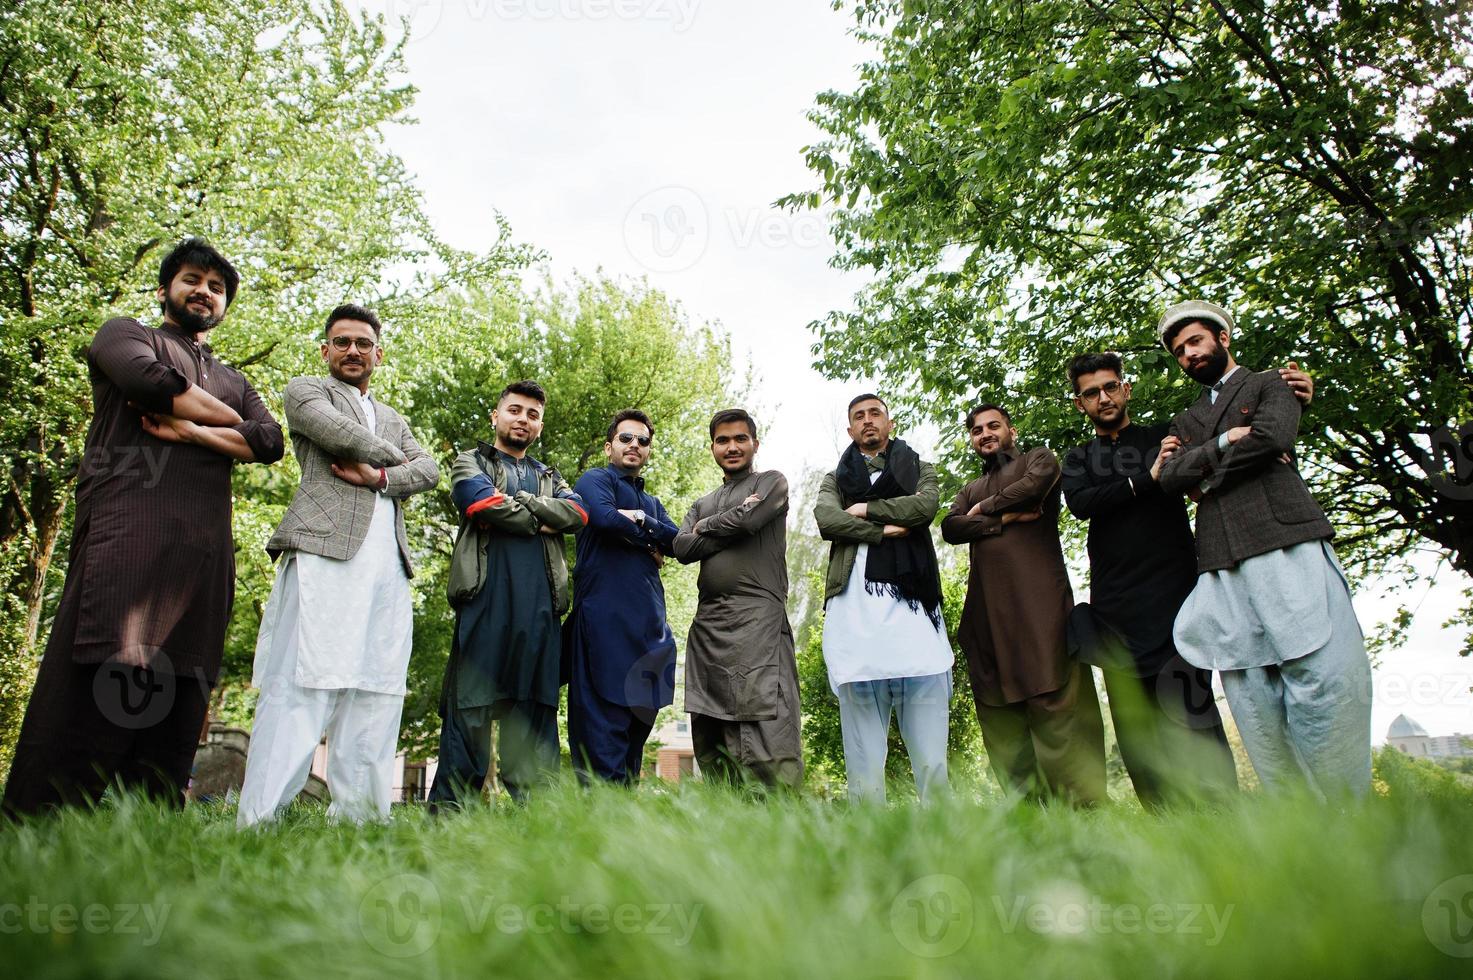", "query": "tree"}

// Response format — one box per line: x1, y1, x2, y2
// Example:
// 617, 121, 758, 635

784, 0, 1473, 641
0, 0, 534, 769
